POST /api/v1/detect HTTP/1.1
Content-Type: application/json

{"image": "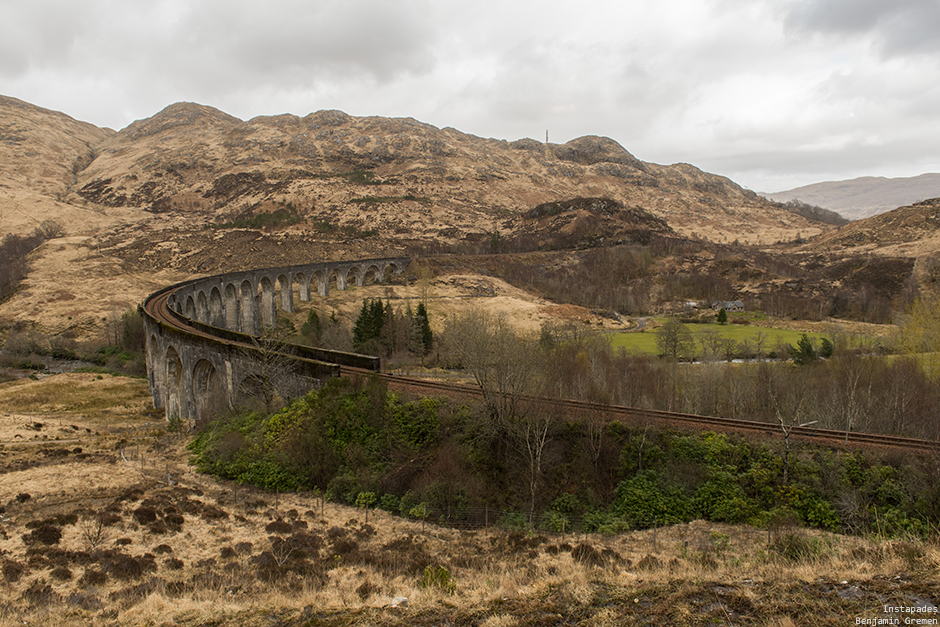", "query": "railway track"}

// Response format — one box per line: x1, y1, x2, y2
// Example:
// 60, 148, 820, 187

145, 286, 225, 342
146, 285, 939, 455
346, 368, 939, 454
